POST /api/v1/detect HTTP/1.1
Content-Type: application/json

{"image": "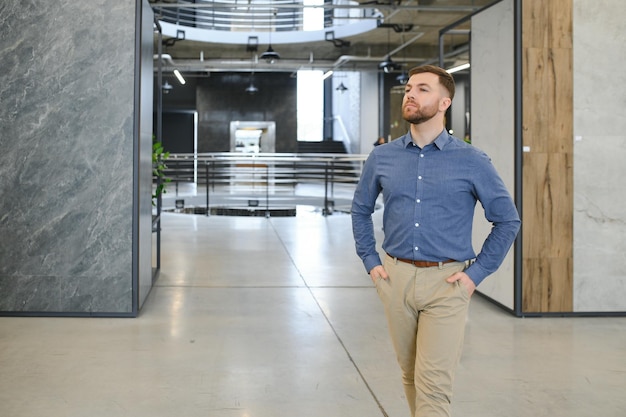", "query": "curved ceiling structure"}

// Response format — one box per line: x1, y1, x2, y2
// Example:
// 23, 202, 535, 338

151, 0, 494, 74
